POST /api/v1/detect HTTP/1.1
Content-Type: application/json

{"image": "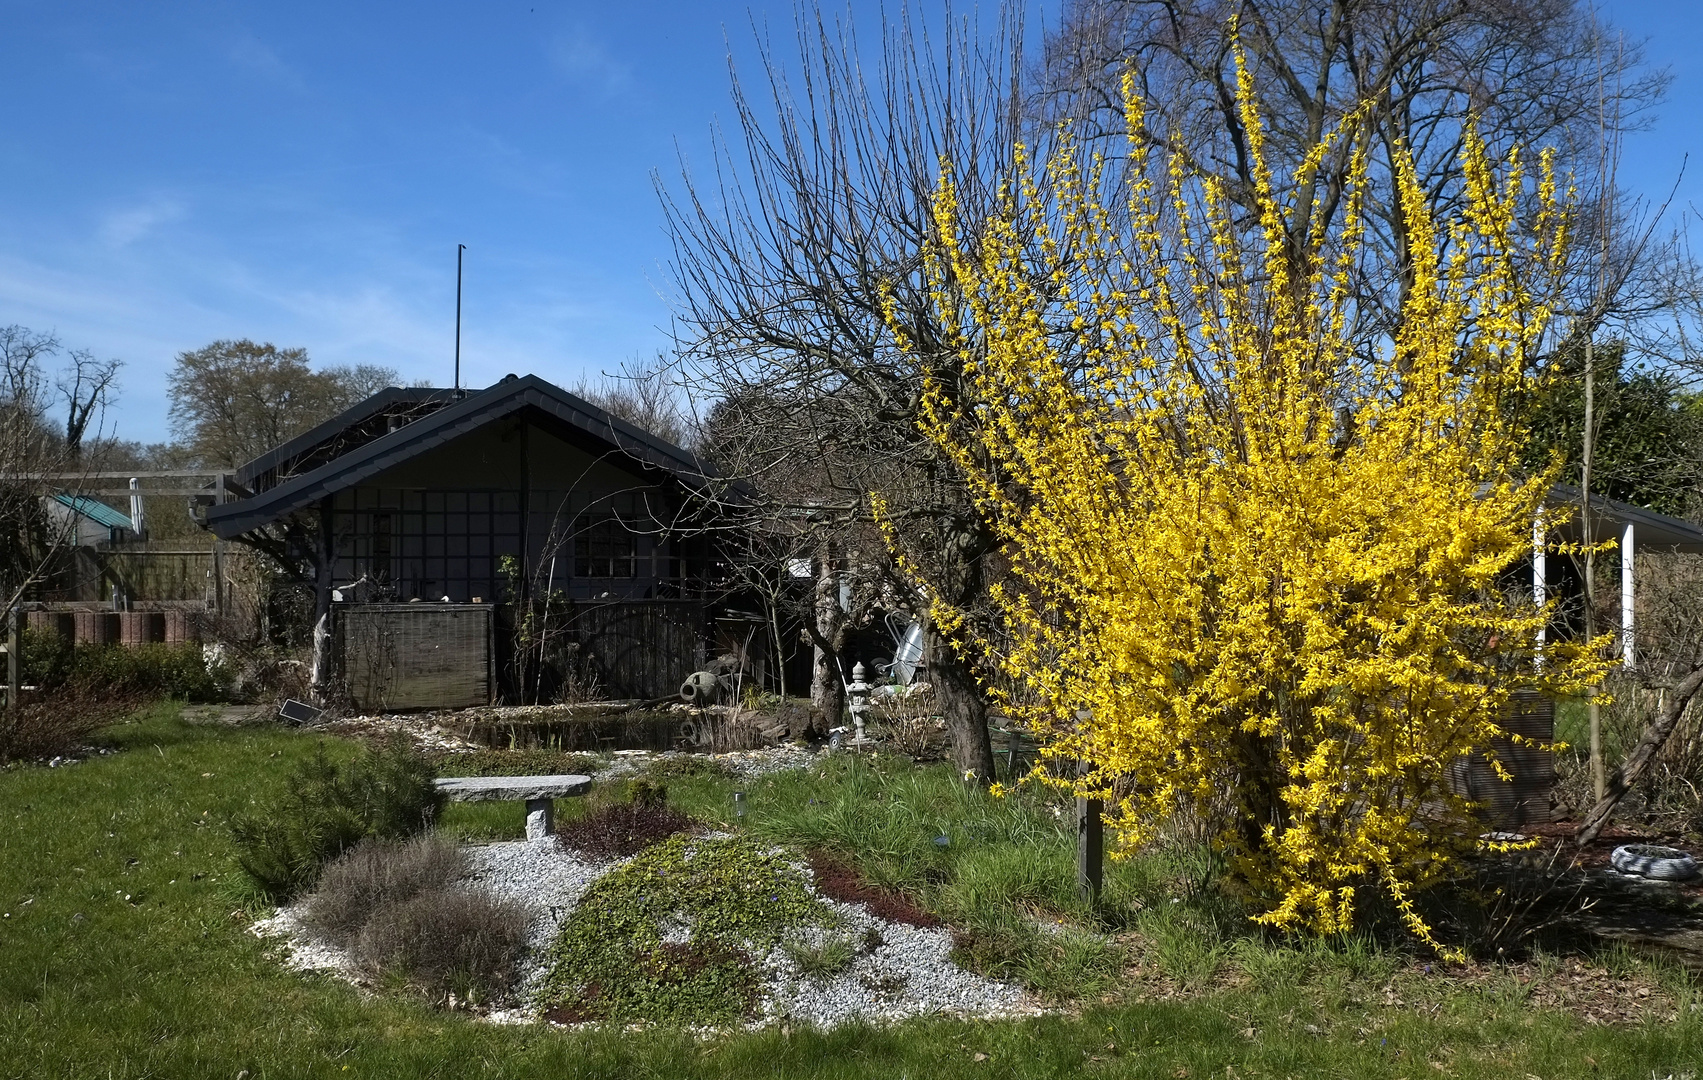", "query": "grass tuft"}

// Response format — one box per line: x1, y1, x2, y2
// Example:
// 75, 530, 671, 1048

301, 833, 466, 944
781, 932, 858, 980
